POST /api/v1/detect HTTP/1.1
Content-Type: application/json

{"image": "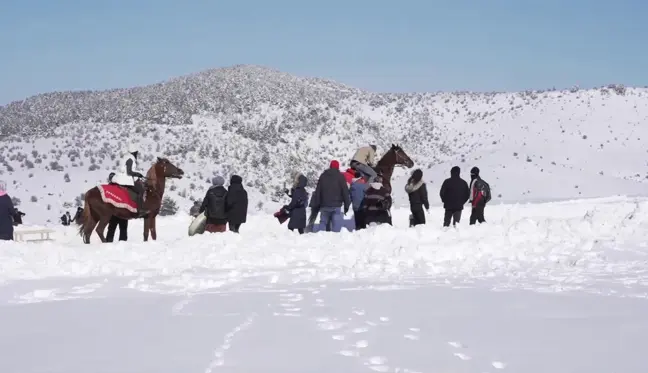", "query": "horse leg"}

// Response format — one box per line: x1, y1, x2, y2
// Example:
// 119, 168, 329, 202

150, 215, 157, 240
83, 217, 98, 244
143, 217, 150, 242
95, 216, 110, 243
